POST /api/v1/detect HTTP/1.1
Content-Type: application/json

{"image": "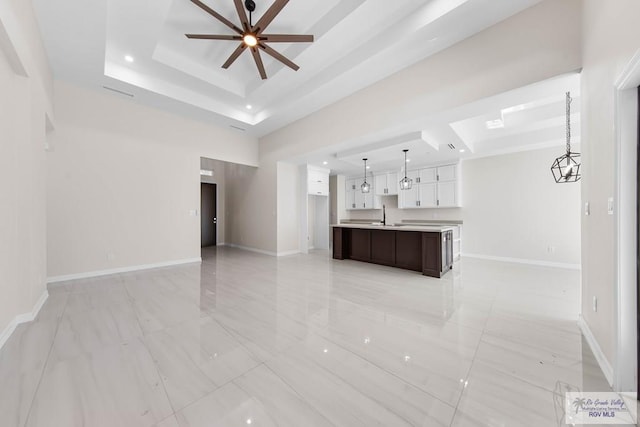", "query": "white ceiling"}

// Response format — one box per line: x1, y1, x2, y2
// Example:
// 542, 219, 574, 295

294, 72, 581, 175
32, 0, 543, 137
